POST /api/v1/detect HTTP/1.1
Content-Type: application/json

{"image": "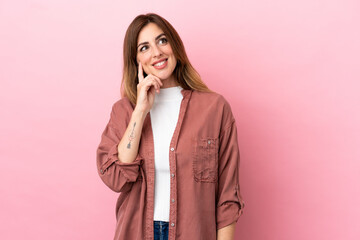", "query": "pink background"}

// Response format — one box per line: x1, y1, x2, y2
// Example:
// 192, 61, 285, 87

1, 0, 359, 239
